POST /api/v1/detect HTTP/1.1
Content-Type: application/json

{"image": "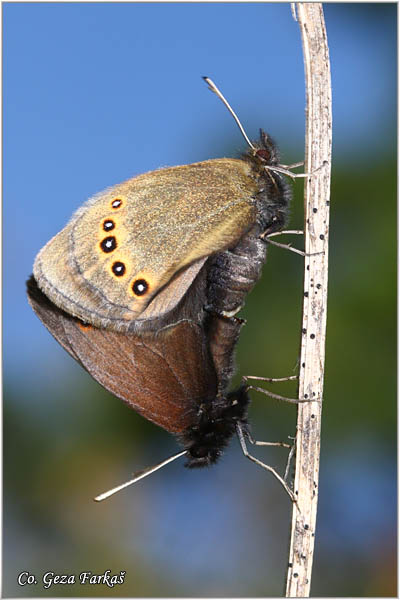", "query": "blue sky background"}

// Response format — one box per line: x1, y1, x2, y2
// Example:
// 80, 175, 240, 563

3, 3, 396, 597
4, 3, 396, 380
